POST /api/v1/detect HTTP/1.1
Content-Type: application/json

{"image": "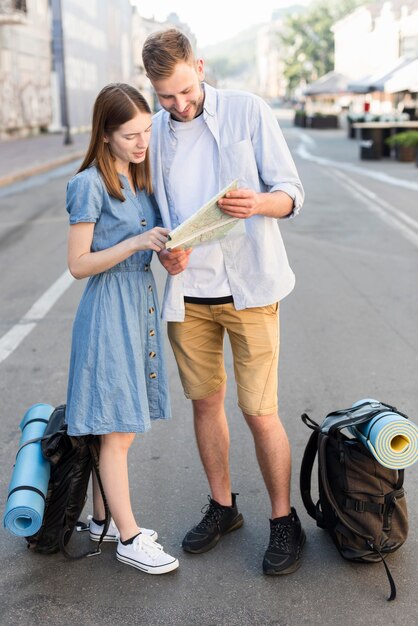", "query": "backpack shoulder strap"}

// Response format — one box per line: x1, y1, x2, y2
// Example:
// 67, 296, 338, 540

300, 415, 321, 522
88, 439, 111, 553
